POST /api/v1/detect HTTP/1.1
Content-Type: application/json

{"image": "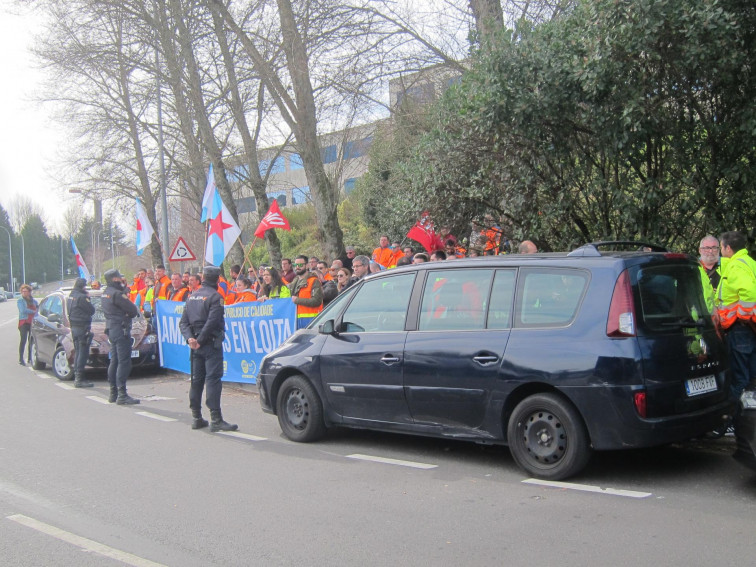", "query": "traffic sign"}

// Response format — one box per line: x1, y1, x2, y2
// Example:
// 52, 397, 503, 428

168, 237, 196, 262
